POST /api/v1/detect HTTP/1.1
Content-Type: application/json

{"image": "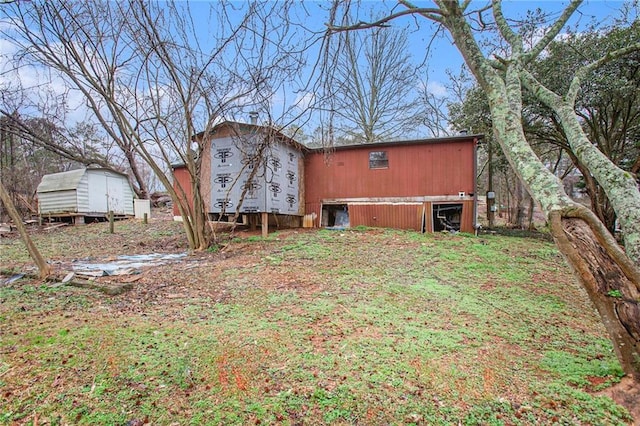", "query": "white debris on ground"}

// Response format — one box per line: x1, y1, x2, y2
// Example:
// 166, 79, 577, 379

71, 253, 187, 277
